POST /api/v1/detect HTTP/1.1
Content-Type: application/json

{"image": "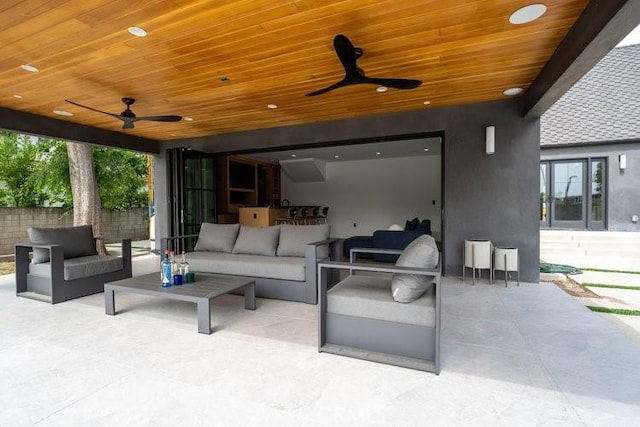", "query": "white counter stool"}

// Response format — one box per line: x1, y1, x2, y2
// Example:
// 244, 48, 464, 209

463, 239, 492, 285
493, 247, 519, 287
